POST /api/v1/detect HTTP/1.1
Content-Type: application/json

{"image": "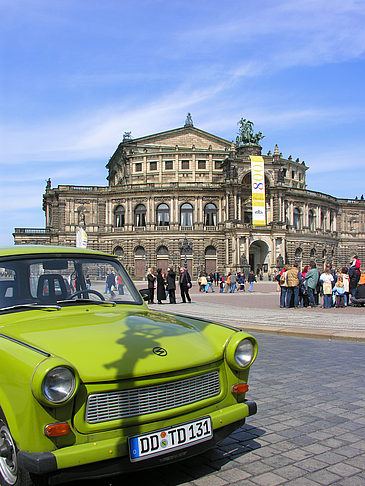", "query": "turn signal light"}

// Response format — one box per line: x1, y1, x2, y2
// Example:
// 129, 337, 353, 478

232, 383, 249, 394
44, 422, 71, 437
